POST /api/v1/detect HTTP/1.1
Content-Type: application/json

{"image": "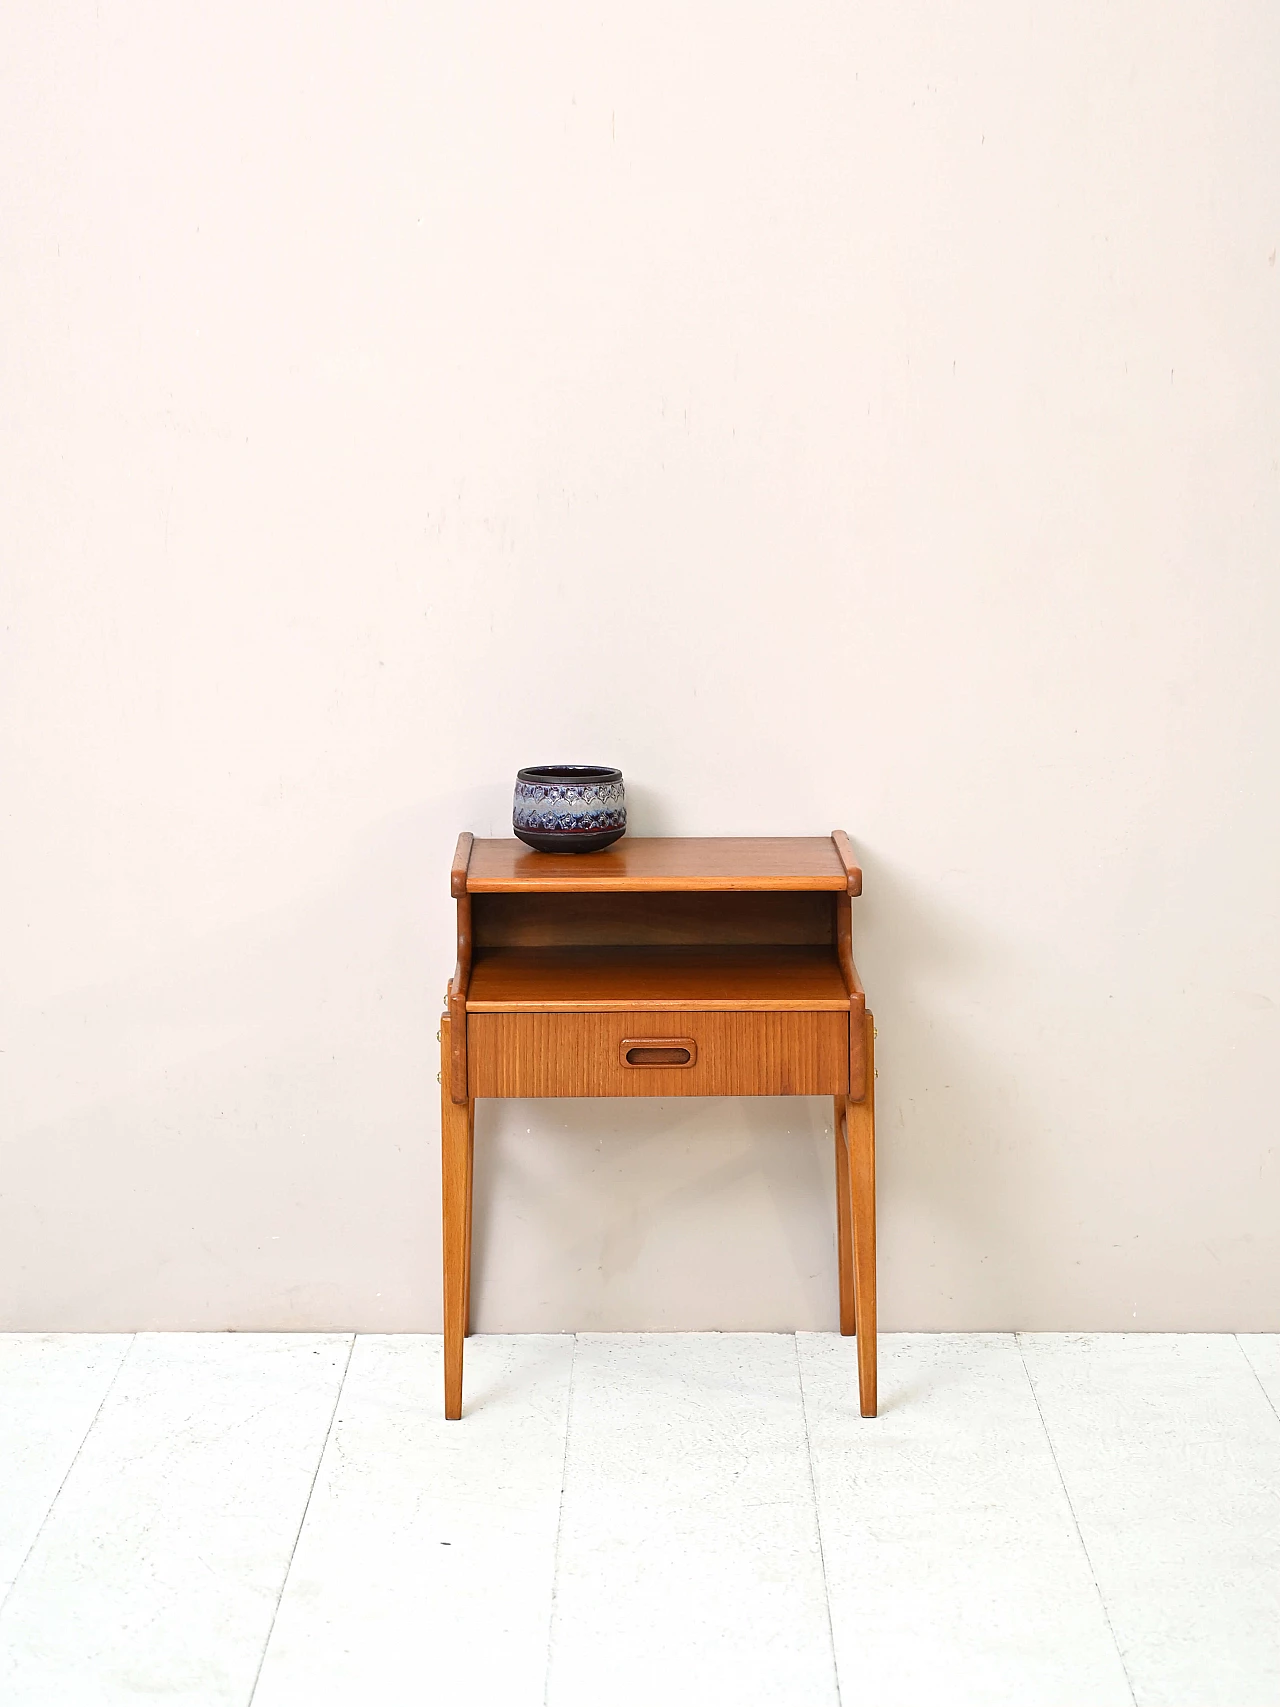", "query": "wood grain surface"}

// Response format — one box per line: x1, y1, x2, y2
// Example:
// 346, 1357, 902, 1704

472, 890, 835, 948
843, 1010, 877, 1417
463, 836, 850, 893
447, 890, 472, 1104
465, 945, 850, 1011
835, 1094, 856, 1338
440, 1017, 473, 1419
836, 892, 868, 1099
468, 1008, 849, 1097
